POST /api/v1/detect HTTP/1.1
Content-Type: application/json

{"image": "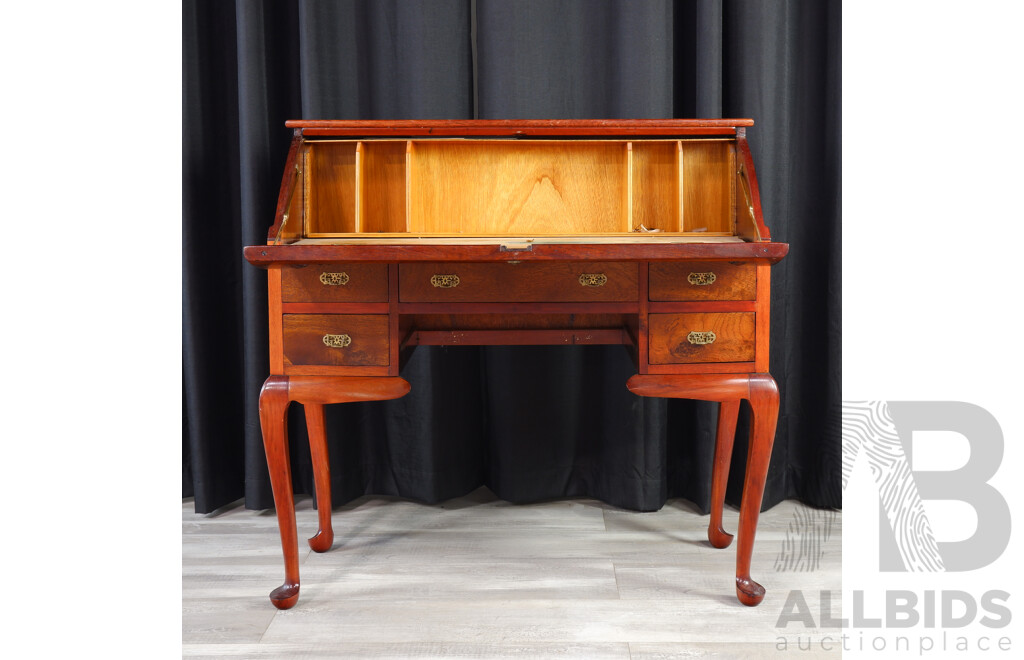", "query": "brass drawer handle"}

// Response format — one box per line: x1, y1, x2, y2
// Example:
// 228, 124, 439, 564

322, 334, 352, 348
687, 331, 717, 345
431, 274, 460, 288
687, 272, 717, 286
319, 272, 350, 286
579, 273, 608, 287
